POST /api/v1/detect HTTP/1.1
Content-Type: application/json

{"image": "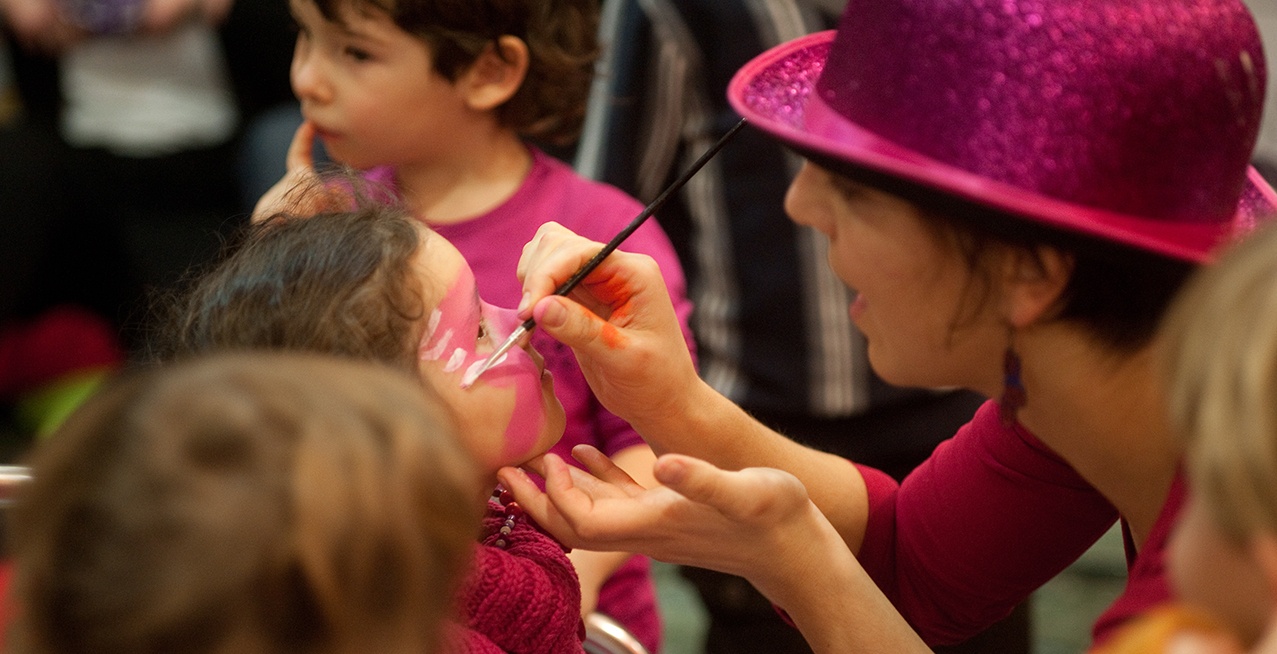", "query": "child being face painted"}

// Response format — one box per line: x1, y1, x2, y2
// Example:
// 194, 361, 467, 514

414, 227, 564, 470
160, 185, 585, 652
161, 199, 566, 476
